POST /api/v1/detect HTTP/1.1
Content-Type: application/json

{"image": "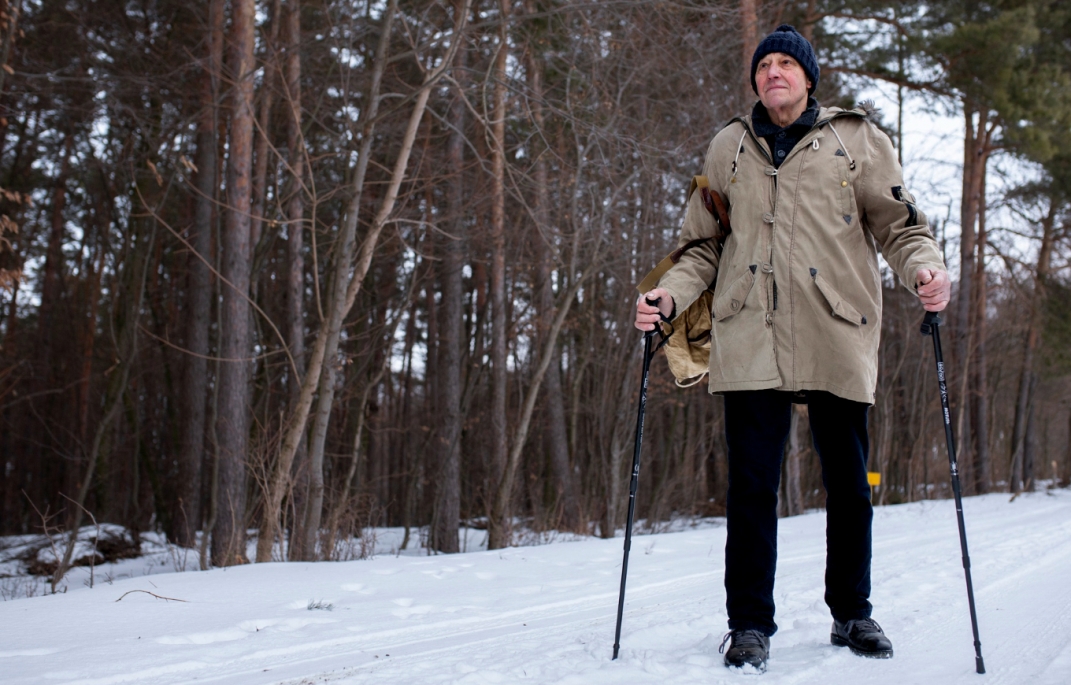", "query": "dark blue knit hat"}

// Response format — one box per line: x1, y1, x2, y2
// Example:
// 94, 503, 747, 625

750, 24, 820, 96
